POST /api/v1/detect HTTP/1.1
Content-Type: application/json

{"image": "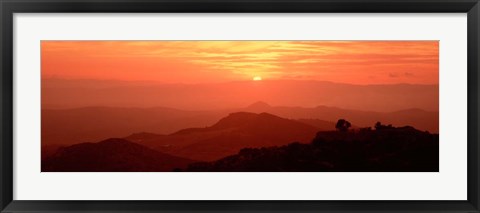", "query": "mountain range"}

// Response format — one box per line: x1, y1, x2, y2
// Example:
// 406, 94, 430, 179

42, 112, 439, 172
244, 101, 438, 133
42, 112, 321, 171
42, 101, 438, 147
42, 79, 438, 112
